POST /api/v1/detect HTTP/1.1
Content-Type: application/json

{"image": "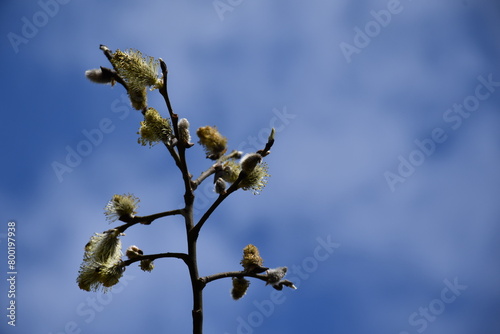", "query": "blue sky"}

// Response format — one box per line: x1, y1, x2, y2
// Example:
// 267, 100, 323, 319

1, 0, 500, 333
